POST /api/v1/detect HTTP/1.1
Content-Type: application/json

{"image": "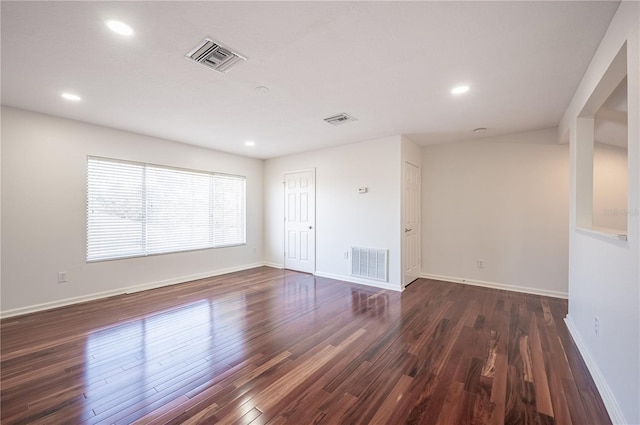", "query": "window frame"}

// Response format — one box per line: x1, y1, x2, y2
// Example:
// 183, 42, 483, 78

86, 156, 246, 263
